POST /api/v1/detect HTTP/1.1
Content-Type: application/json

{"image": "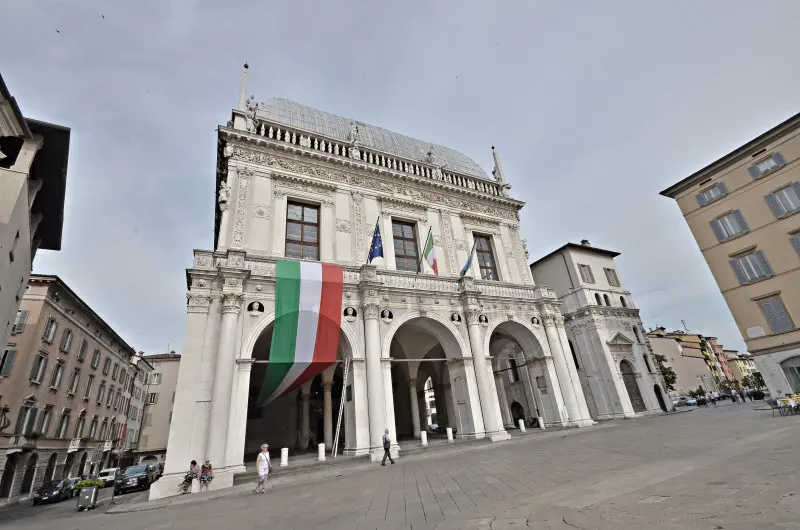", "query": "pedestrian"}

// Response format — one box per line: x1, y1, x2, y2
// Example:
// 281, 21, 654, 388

199, 460, 214, 492
381, 429, 395, 466
254, 443, 271, 494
